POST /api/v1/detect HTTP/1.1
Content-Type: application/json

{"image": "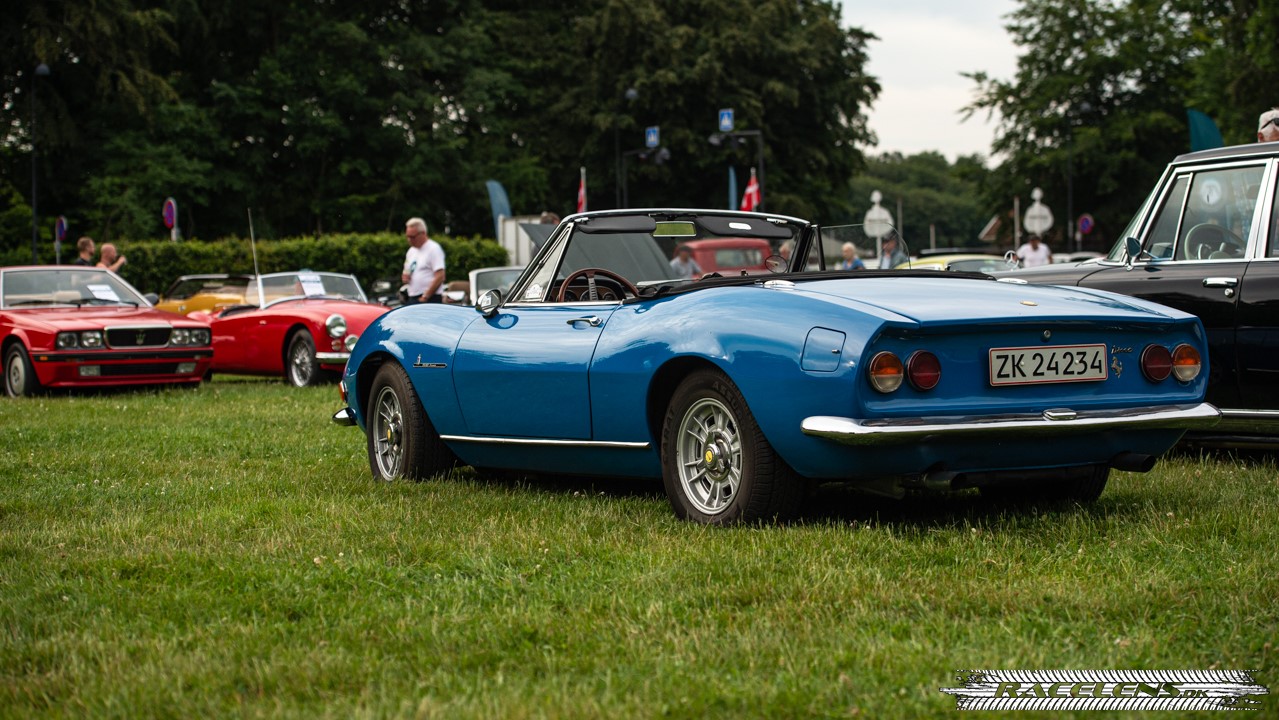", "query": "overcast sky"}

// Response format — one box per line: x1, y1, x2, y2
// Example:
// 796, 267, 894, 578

841, 0, 1021, 161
